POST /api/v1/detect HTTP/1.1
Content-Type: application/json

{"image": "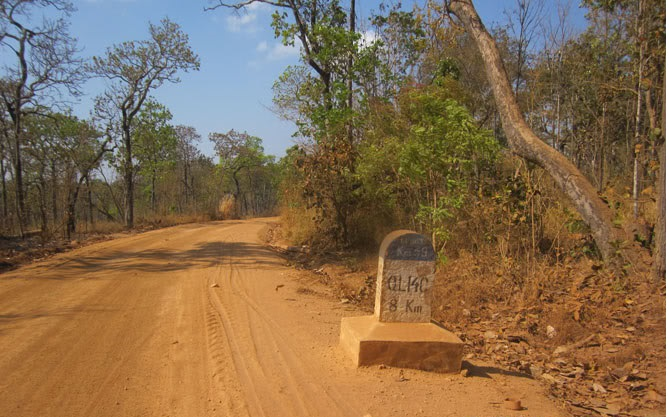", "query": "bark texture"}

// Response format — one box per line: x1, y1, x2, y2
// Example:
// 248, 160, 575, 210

448, 0, 623, 259
653, 85, 665, 280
